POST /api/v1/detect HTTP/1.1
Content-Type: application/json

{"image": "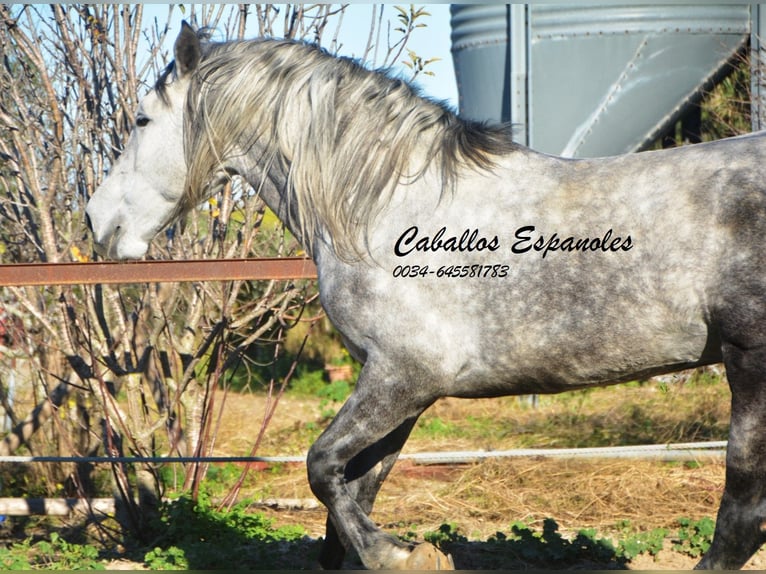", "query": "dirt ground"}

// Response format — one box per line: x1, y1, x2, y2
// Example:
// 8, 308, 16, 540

118, 388, 766, 570
235, 456, 766, 570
